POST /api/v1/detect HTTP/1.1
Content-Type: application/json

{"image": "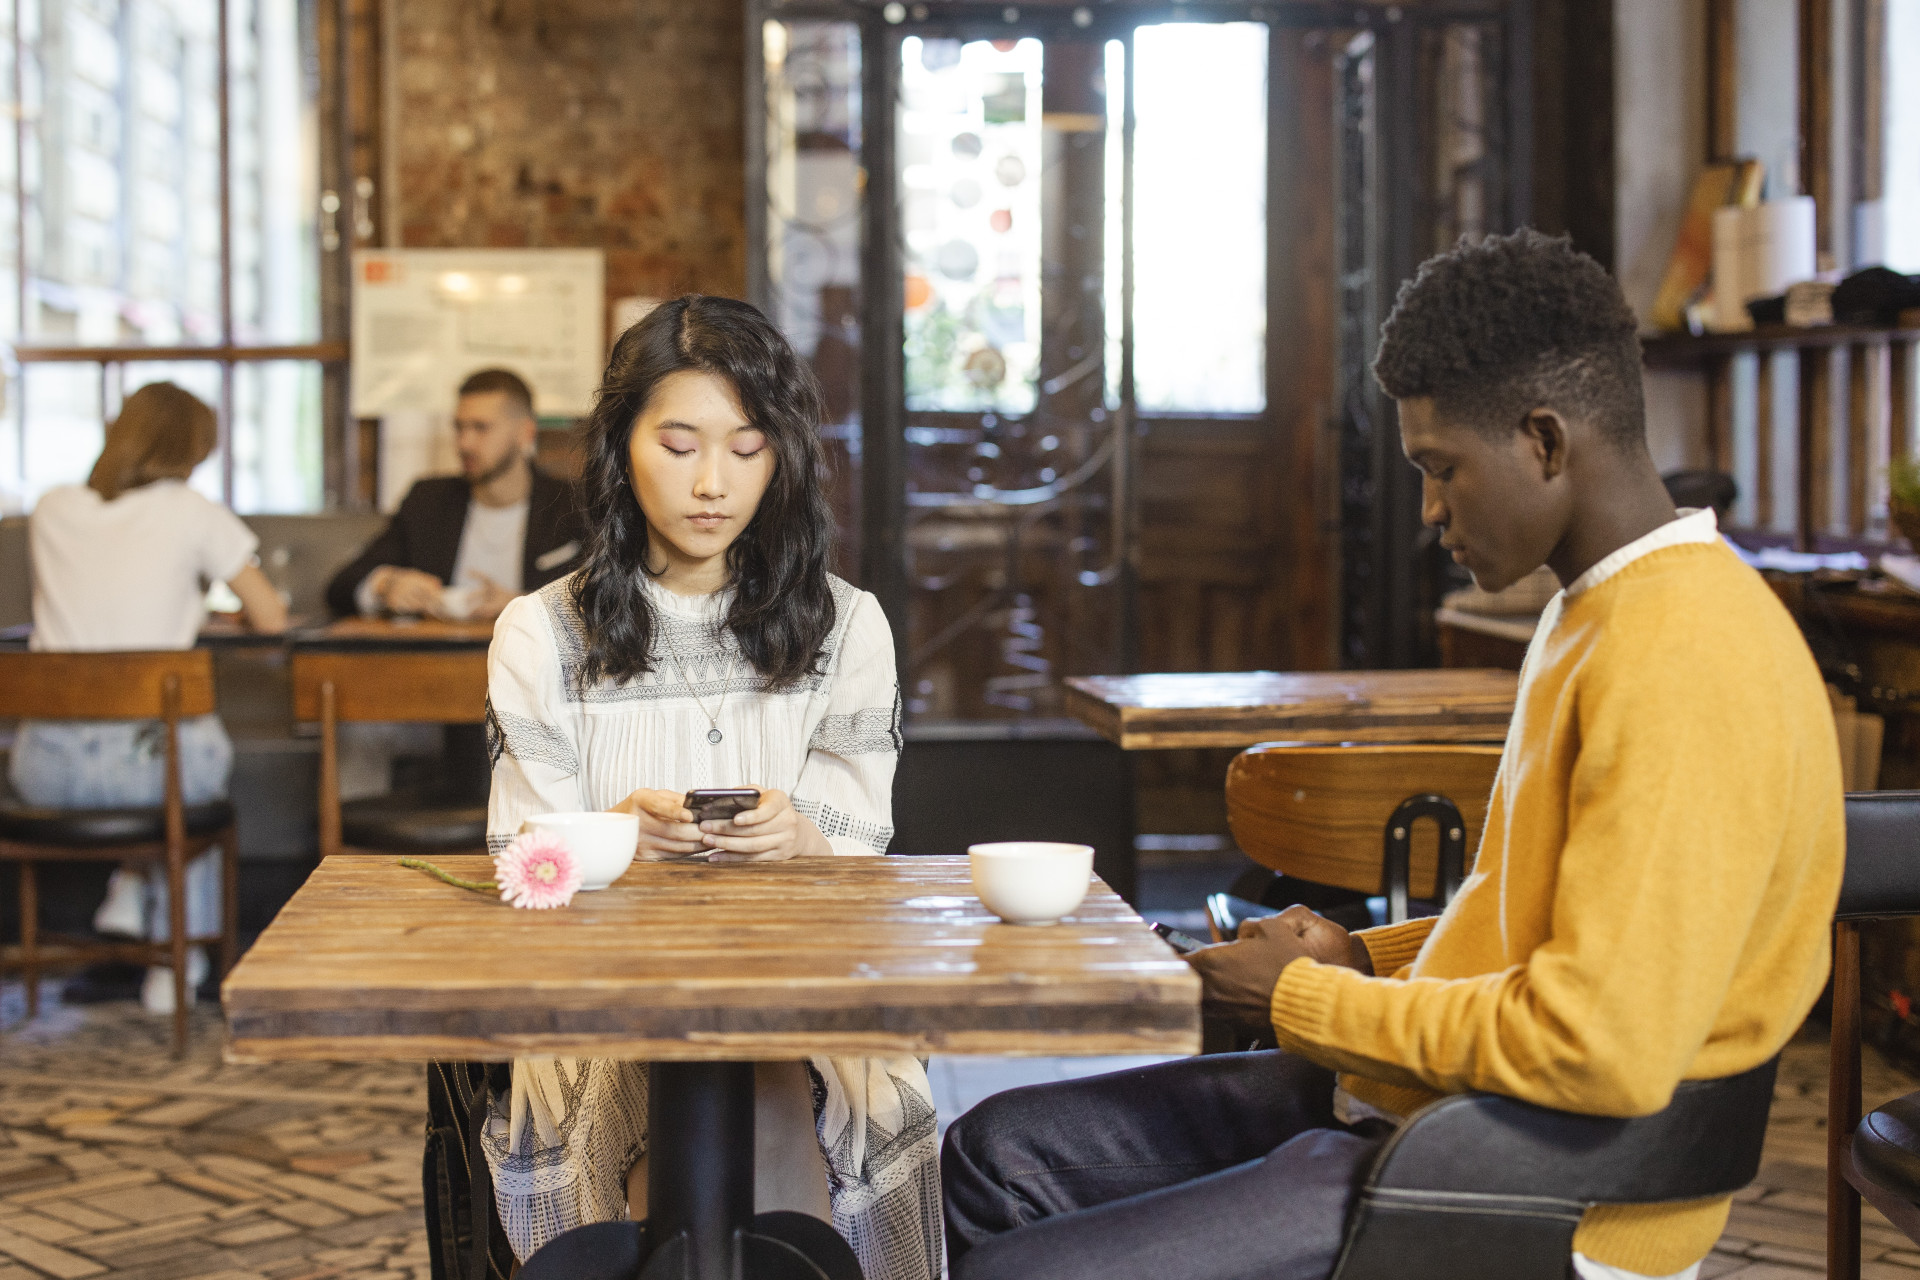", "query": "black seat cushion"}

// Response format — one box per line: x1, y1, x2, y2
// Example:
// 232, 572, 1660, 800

0, 794, 235, 848
1856, 1091, 1920, 1203
342, 791, 487, 854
